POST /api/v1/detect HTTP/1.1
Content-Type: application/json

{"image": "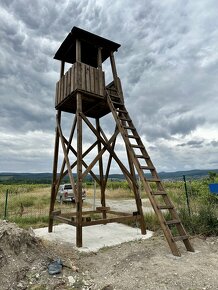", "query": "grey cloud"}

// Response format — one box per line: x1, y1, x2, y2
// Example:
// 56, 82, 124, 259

132, 109, 205, 141
210, 141, 218, 147
0, 0, 218, 172
177, 140, 205, 148
169, 116, 205, 136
